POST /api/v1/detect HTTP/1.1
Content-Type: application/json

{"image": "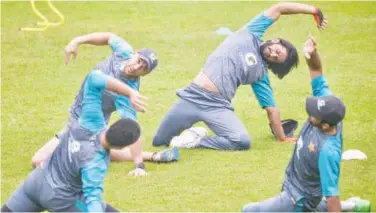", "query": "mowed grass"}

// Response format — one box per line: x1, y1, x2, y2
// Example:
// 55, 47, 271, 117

1, 1, 376, 211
